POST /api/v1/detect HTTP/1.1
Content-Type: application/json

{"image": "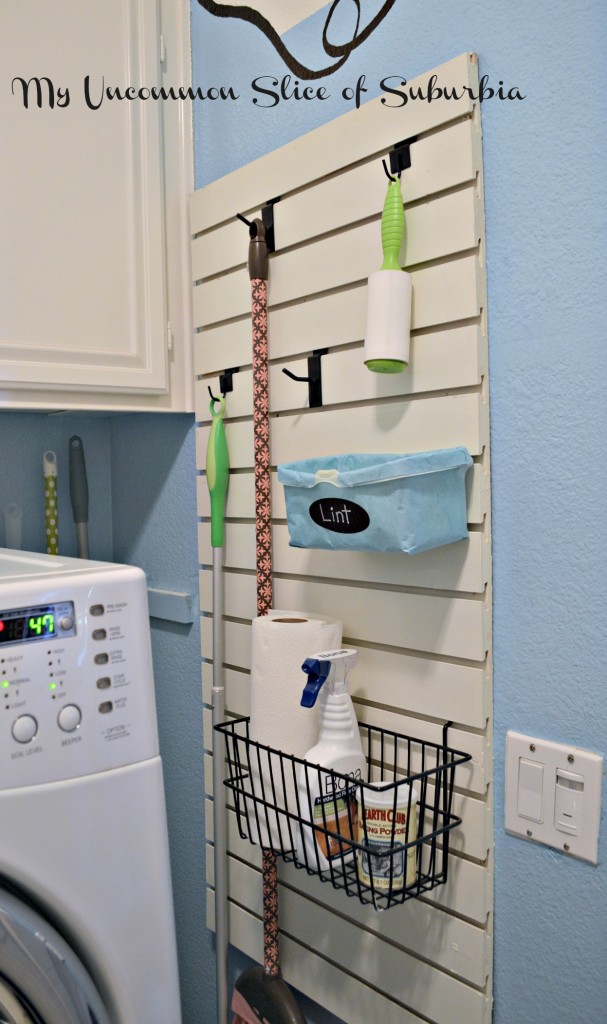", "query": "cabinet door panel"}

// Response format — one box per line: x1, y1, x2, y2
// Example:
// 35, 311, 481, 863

1, 0, 167, 394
